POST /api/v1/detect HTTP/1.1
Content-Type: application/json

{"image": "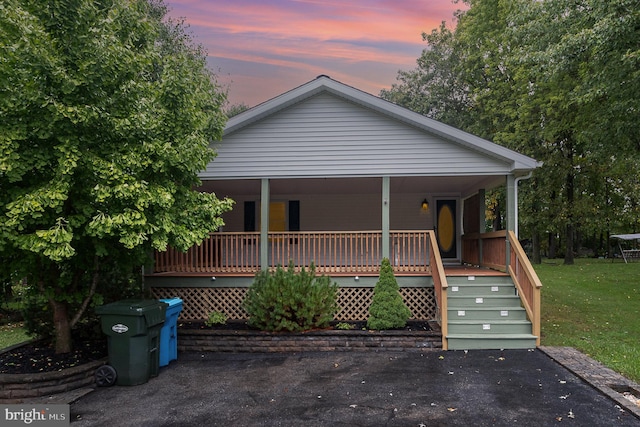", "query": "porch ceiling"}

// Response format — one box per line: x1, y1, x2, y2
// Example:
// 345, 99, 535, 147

198, 175, 505, 198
